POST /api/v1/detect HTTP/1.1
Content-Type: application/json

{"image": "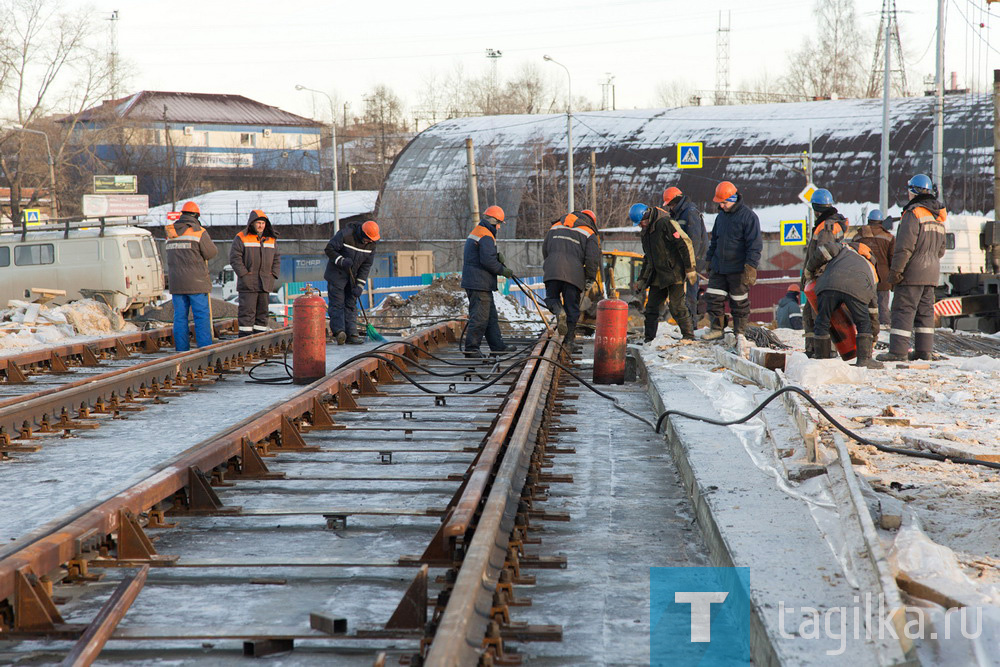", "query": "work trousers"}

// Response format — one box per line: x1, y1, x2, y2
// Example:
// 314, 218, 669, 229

704, 272, 750, 331
173, 293, 212, 351
645, 282, 692, 341
237, 291, 270, 334
877, 290, 891, 326
814, 290, 872, 338
465, 289, 505, 352
543, 280, 581, 326
889, 284, 935, 356
327, 271, 357, 335
685, 280, 700, 323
